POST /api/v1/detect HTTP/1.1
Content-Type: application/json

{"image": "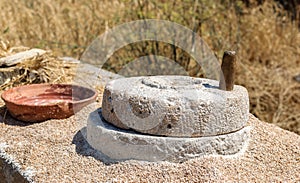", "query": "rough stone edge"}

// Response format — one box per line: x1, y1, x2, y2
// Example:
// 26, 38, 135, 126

101, 76, 249, 137
0, 143, 34, 183
87, 109, 251, 163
